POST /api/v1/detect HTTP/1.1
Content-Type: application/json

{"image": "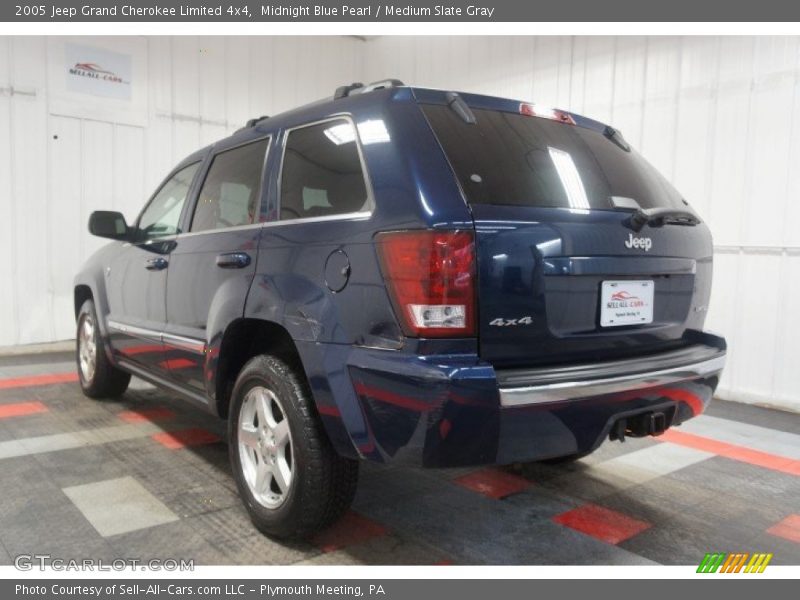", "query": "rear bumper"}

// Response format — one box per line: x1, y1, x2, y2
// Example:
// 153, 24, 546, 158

498, 342, 726, 407
304, 332, 726, 468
